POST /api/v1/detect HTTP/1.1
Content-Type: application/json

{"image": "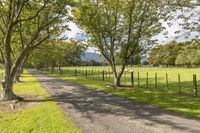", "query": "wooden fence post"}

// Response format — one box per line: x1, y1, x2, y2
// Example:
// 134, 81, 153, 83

146, 72, 148, 88
108, 71, 110, 81
85, 69, 87, 78
102, 70, 105, 81
178, 74, 181, 94
166, 73, 169, 89
155, 73, 157, 89
105, 70, 107, 80
91, 69, 93, 78
124, 71, 127, 85
131, 71, 134, 87
138, 71, 140, 87
75, 69, 77, 76
80, 69, 82, 76
95, 69, 97, 79
193, 74, 197, 97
